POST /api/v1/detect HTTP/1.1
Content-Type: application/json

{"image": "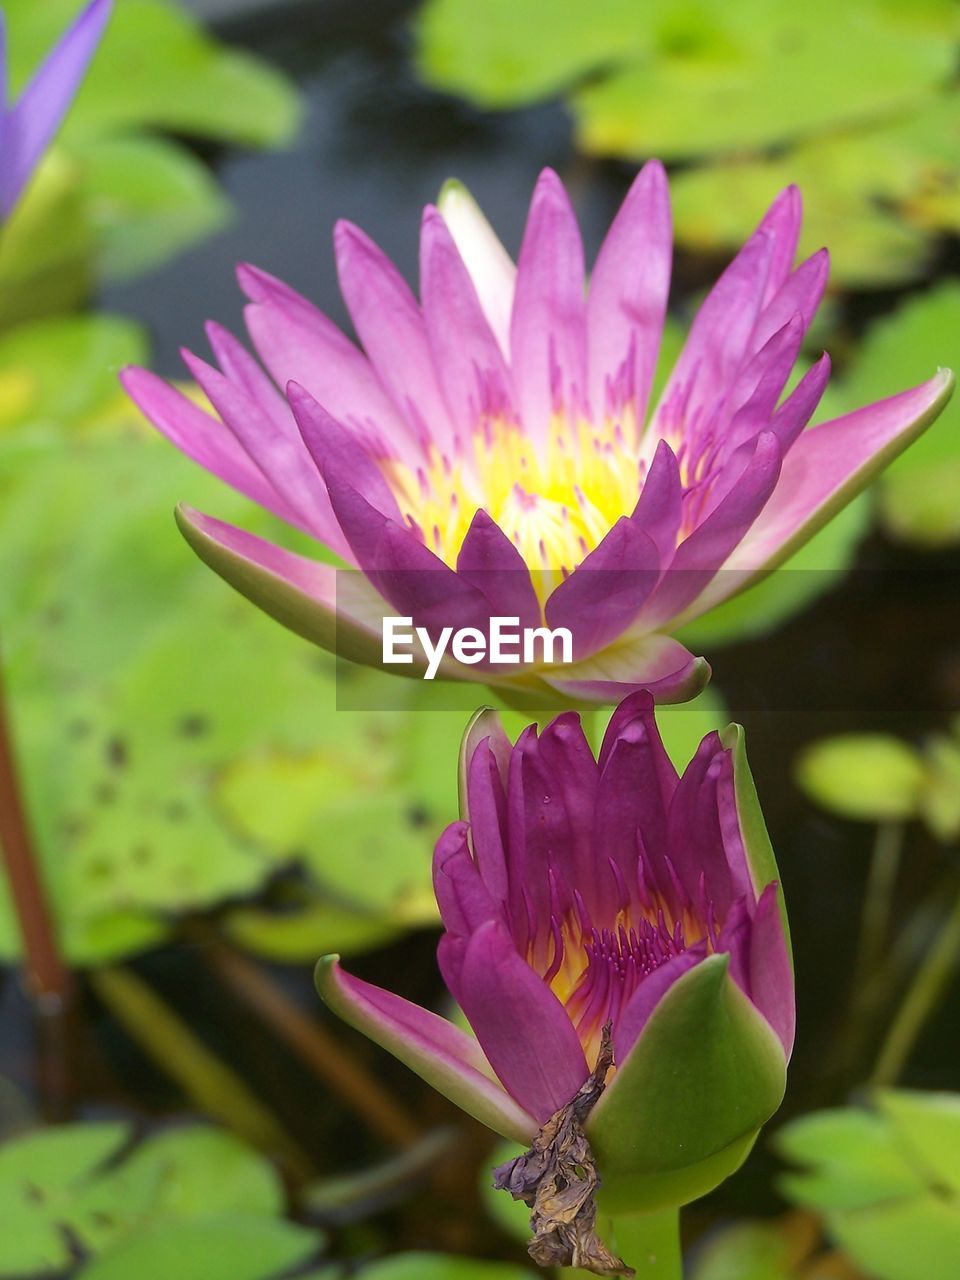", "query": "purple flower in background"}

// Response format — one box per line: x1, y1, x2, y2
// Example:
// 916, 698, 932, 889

317, 693, 793, 1211
123, 165, 953, 704
0, 0, 112, 217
